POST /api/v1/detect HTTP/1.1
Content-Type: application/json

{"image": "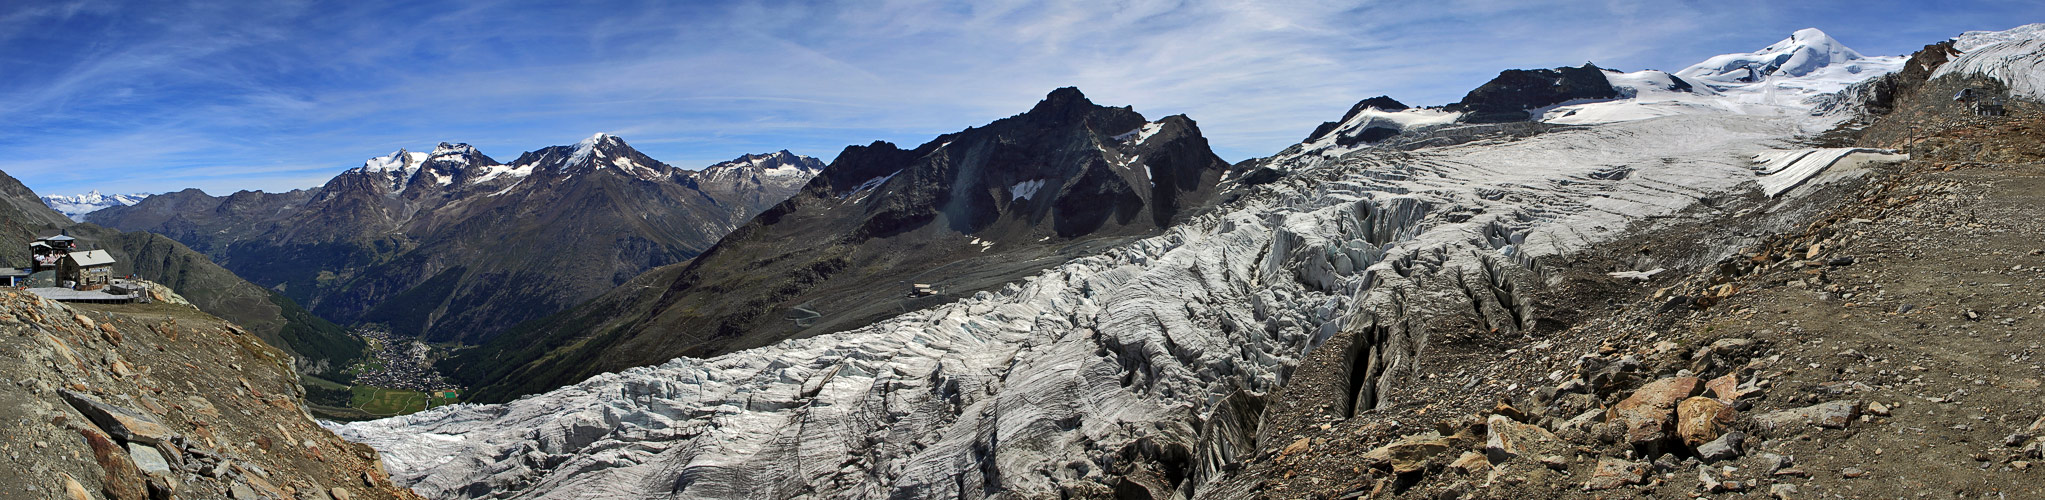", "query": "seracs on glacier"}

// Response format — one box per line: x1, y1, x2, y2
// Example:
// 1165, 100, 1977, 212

335, 29, 1937, 499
